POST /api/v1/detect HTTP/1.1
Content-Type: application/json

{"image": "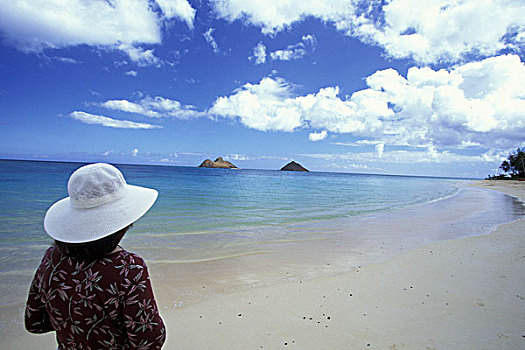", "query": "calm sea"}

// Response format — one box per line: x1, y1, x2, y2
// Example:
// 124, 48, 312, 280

1, 159, 521, 306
